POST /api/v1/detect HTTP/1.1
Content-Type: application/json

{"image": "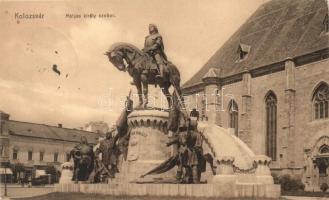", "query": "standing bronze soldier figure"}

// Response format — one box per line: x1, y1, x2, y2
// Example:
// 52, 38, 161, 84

166, 119, 203, 183
143, 24, 168, 80
98, 128, 119, 179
